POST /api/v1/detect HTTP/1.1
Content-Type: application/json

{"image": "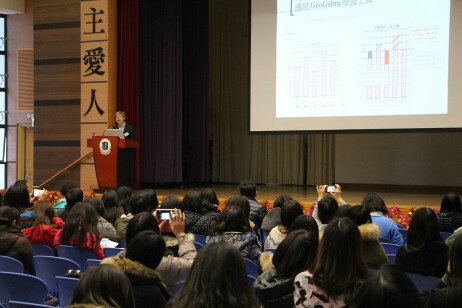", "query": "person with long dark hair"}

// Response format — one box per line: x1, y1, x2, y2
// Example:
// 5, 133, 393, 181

22, 201, 64, 247
54, 202, 104, 259
261, 195, 293, 235
294, 217, 367, 307
85, 197, 119, 242
396, 207, 448, 277
437, 193, 462, 233
207, 196, 261, 264
167, 241, 259, 308
102, 231, 169, 307
117, 185, 133, 215
183, 190, 220, 236
264, 199, 304, 250
69, 264, 135, 308
422, 233, 462, 306
102, 189, 124, 226
254, 230, 318, 307
350, 264, 422, 308
362, 192, 404, 245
